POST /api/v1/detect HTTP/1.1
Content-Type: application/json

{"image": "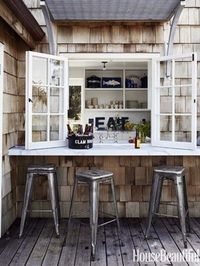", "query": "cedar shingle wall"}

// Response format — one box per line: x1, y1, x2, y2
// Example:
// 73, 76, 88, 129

1, 18, 27, 234
14, 155, 200, 218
